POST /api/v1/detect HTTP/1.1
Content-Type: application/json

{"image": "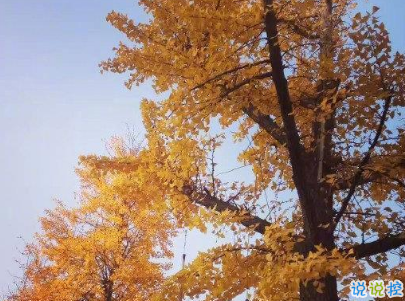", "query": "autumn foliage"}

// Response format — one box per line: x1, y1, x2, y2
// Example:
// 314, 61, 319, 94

8, 142, 174, 301
9, 0, 405, 301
